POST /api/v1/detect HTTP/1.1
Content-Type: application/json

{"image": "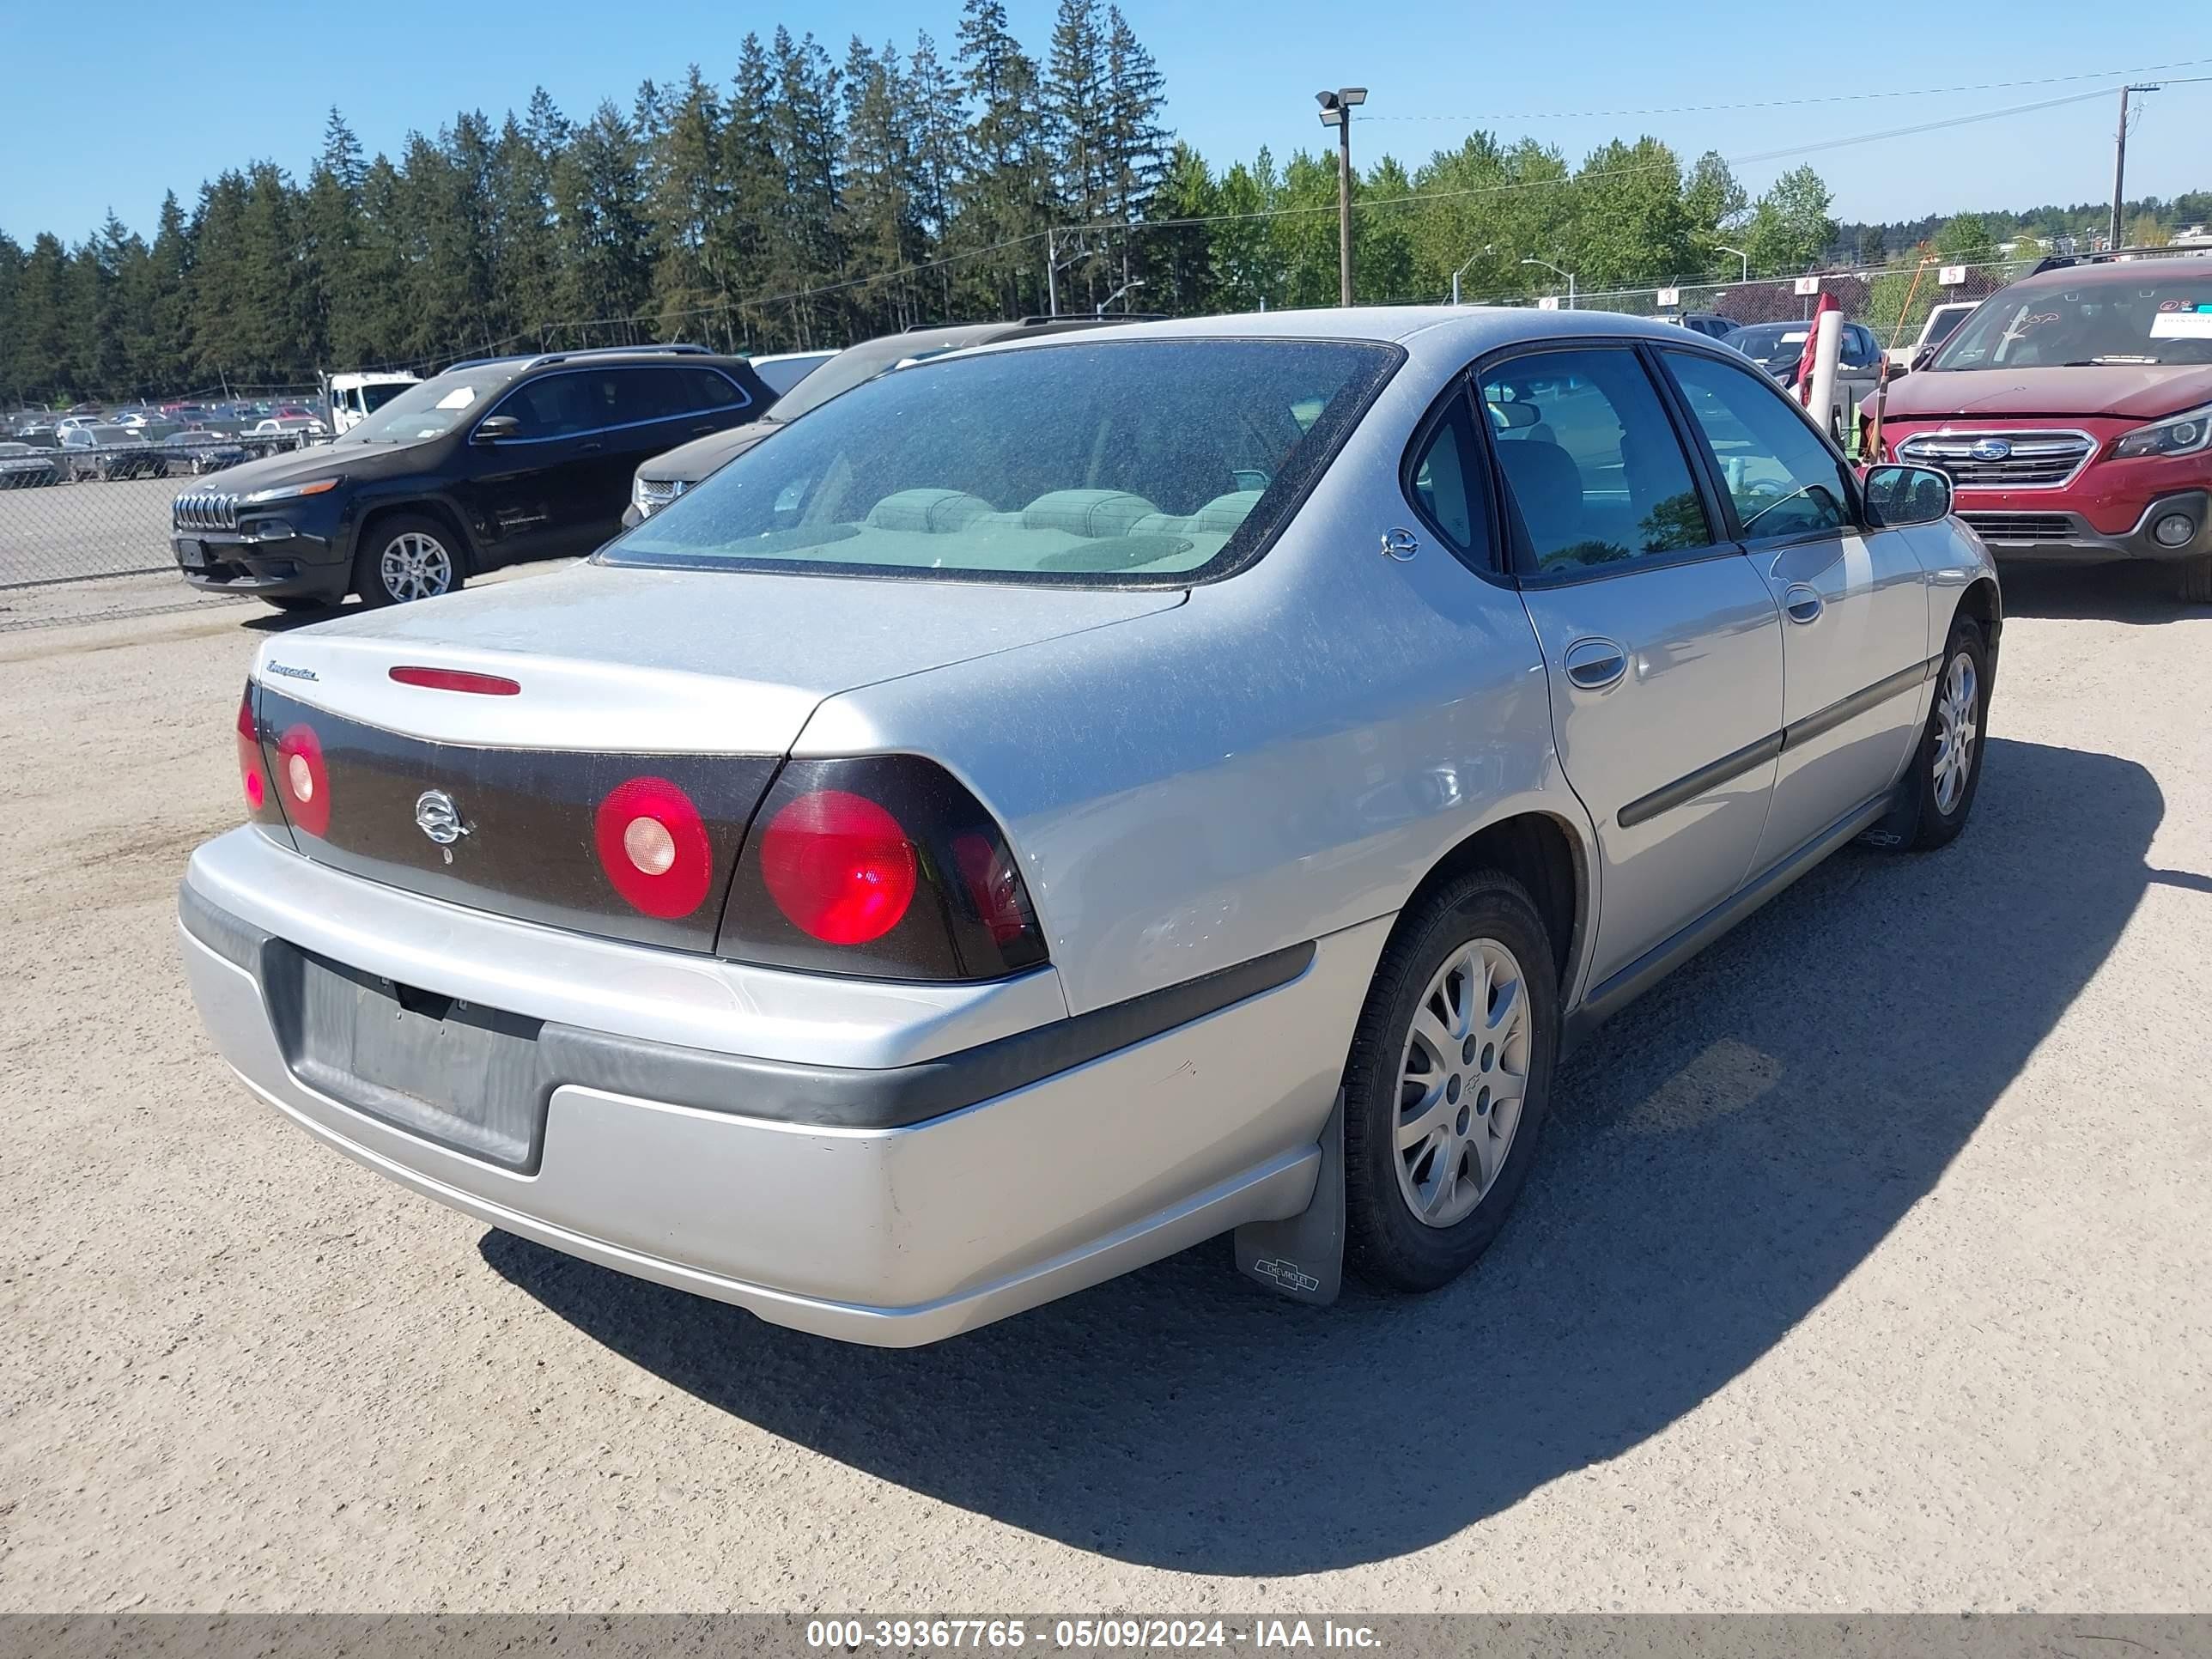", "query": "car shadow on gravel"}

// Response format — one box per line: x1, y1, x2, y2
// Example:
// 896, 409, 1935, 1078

484, 735, 2158, 1576
1998, 564, 2195, 624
